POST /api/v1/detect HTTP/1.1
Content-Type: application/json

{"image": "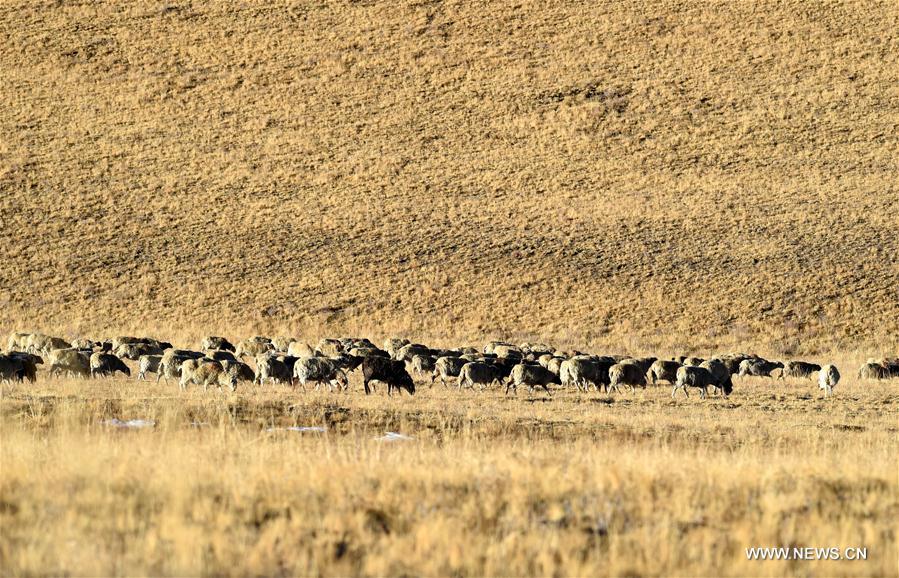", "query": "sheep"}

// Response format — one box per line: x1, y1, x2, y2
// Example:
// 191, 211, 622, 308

111, 336, 171, 352
558, 359, 573, 388
545, 356, 565, 376
294, 357, 349, 392
361, 357, 414, 396
779, 361, 821, 380
394, 343, 431, 362
819, 364, 840, 397
137, 355, 161, 380
162, 349, 205, 363
235, 337, 274, 359
672, 366, 717, 399
859, 358, 899, 380
220, 360, 255, 384
0, 356, 24, 384
648, 359, 681, 386
330, 353, 364, 373
562, 357, 607, 392
882, 358, 899, 377
505, 363, 558, 395
179, 359, 237, 392
89, 352, 131, 378
486, 356, 517, 382
484, 341, 515, 355
608, 362, 647, 393
115, 342, 164, 360
156, 350, 204, 385
111, 336, 142, 350
493, 345, 523, 360
315, 338, 343, 357
520, 342, 554, 357
347, 346, 389, 359
201, 336, 235, 352
0, 352, 40, 384
620, 356, 657, 374
408, 354, 436, 378
432, 348, 462, 358
341, 337, 375, 351
738, 358, 783, 378
70, 338, 99, 351
206, 350, 237, 362
720, 355, 749, 375
0, 357, 23, 384
431, 356, 467, 387
457, 362, 500, 390
47, 348, 91, 378
270, 336, 296, 353
287, 342, 316, 358
383, 338, 410, 359
7, 332, 31, 352
27, 334, 71, 356
255, 353, 294, 386
857, 362, 890, 380
699, 359, 733, 396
